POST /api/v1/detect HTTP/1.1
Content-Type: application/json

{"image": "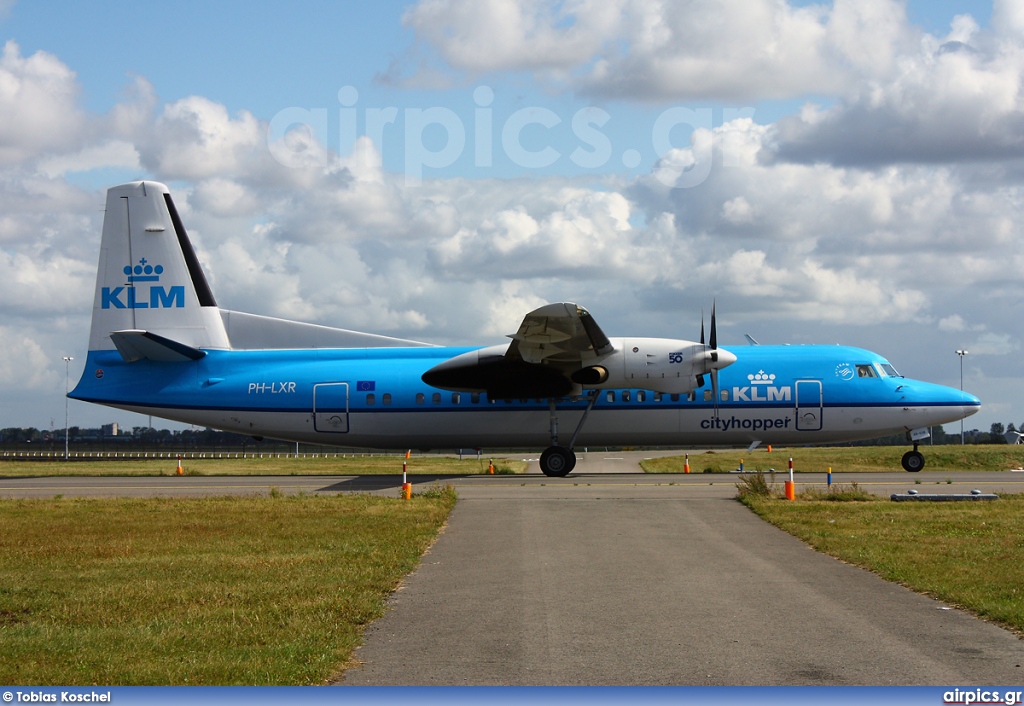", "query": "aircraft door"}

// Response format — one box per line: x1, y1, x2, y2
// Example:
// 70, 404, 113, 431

795, 380, 823, 431
313, 383, 349, 433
